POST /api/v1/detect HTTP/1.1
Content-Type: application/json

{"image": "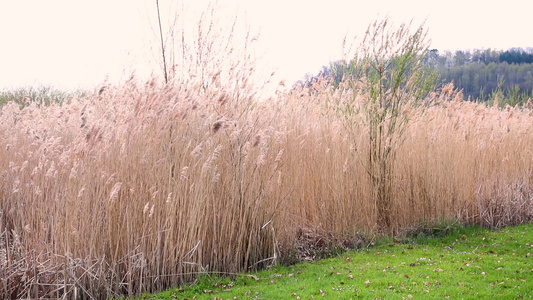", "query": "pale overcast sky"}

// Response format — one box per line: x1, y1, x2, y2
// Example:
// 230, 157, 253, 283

0, 0, 532, 90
